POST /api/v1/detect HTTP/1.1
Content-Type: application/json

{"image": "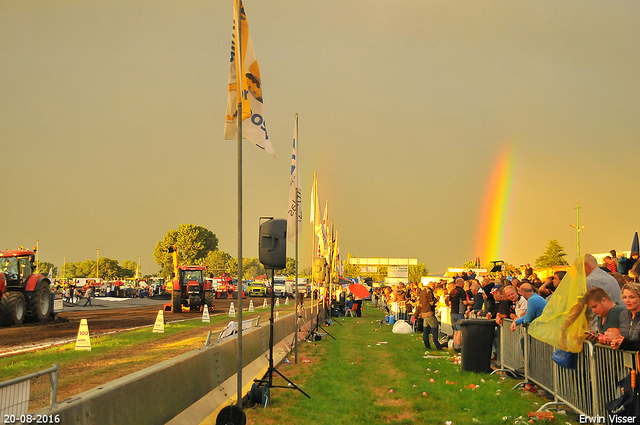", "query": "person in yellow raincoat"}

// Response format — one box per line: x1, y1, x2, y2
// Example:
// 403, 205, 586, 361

528, 256, 589, 353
